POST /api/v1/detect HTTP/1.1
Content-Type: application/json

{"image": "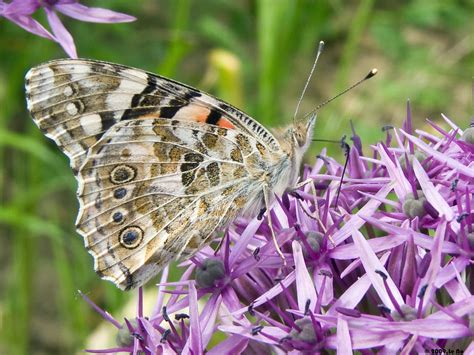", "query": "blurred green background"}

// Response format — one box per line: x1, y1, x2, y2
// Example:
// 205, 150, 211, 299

0, 0, 472, 353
